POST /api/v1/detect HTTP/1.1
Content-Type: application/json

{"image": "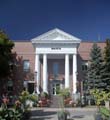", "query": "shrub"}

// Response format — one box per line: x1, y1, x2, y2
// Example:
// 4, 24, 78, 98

99, 107, 110, 120
0, 90, 32, 120
29, 94, 38, 102
19, 90, 31, 111
90, 89, 110, 107
0, 103, 23, 120
59, 88, 70, 99
40, 92, 49, 99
